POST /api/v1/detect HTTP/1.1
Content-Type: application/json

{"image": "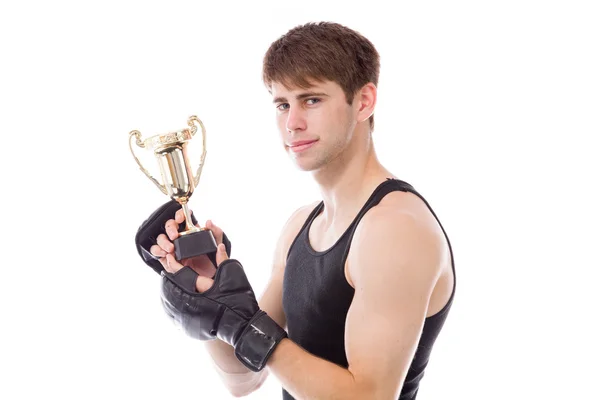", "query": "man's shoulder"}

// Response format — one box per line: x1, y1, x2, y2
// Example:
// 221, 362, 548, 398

347, 190, 446, 282
361, 189, 441, 236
